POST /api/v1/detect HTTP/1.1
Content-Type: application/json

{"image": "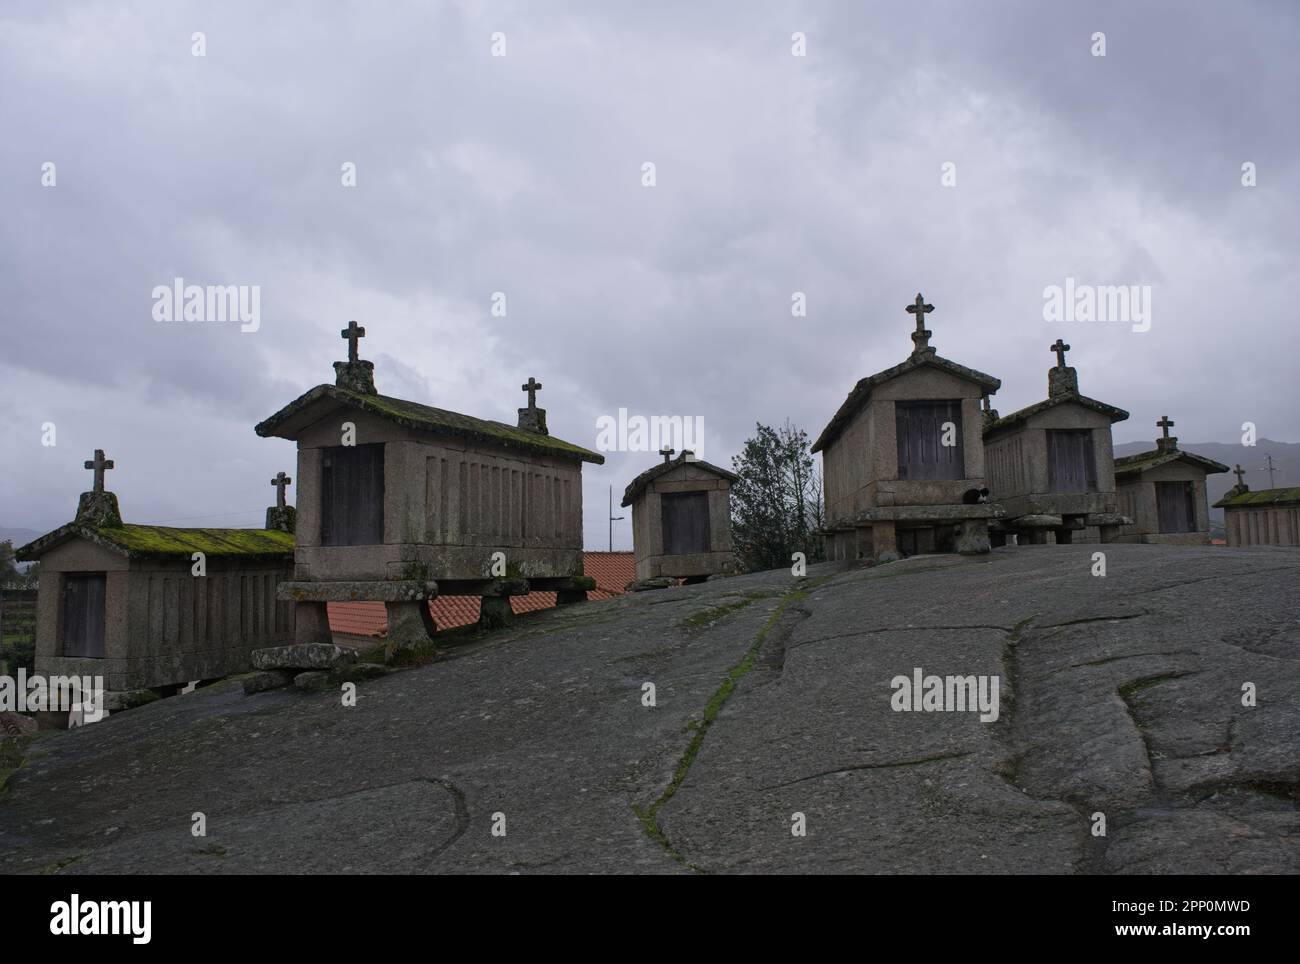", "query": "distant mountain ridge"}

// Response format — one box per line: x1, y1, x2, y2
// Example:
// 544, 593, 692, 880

1112, 437, 1300, 520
